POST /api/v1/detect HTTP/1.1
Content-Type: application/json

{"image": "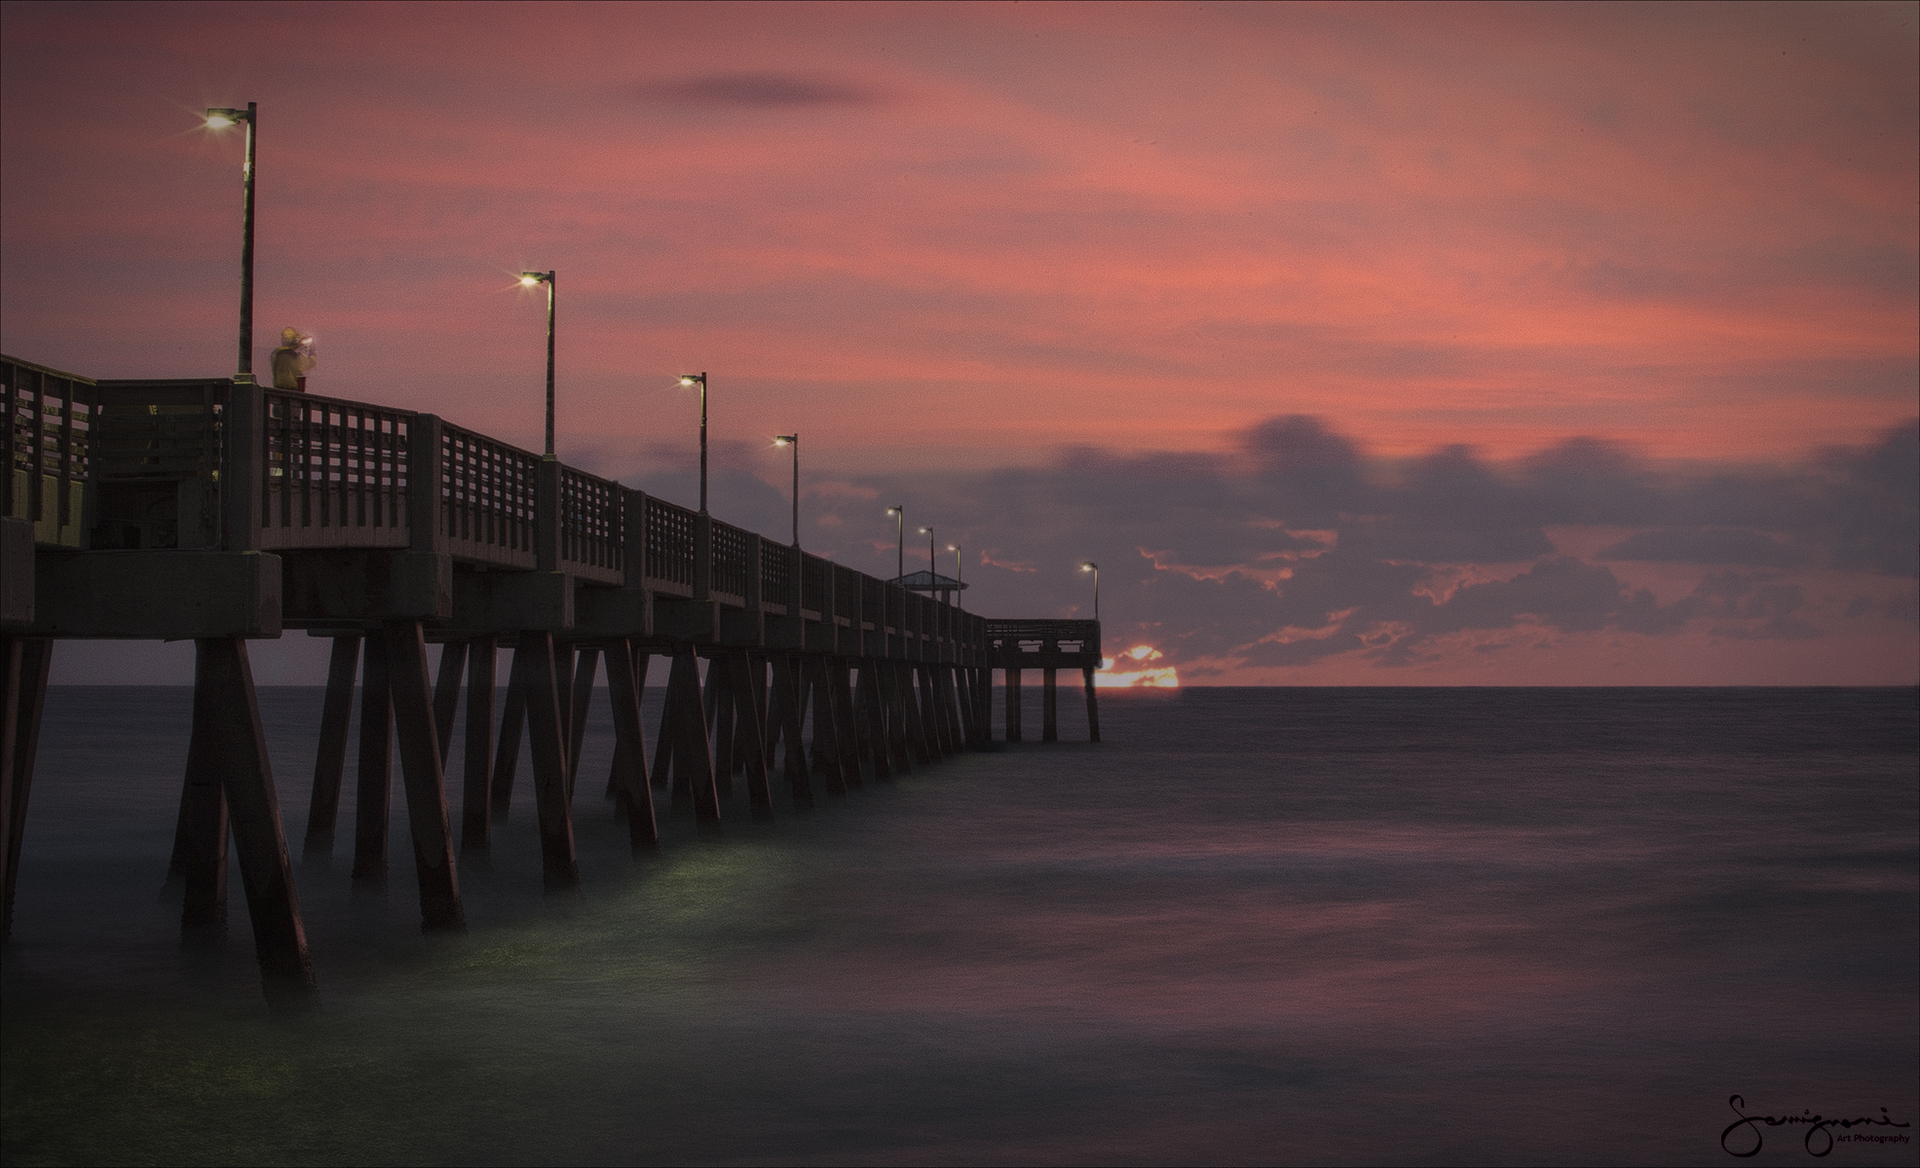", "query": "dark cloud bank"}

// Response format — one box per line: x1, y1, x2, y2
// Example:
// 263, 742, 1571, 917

655, 417, 1916, 677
